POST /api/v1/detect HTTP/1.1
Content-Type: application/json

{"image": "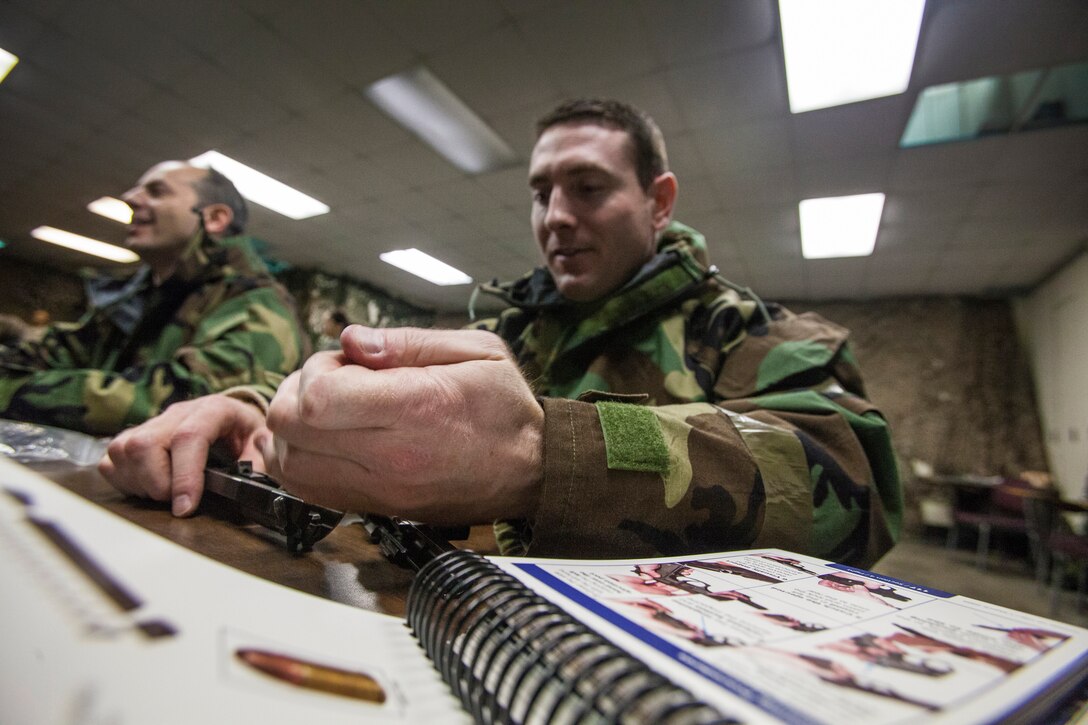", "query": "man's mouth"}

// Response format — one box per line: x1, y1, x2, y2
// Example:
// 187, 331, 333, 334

551, 247, 588, 262
127, 214, 153, 233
